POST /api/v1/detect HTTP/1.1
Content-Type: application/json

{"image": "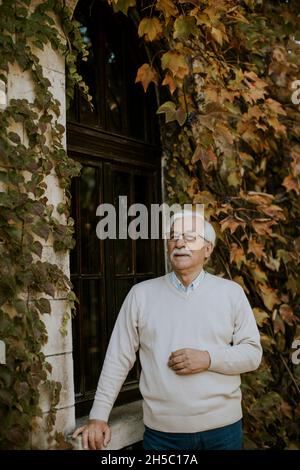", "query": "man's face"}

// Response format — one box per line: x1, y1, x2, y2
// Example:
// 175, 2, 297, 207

167, 216, 213, 272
